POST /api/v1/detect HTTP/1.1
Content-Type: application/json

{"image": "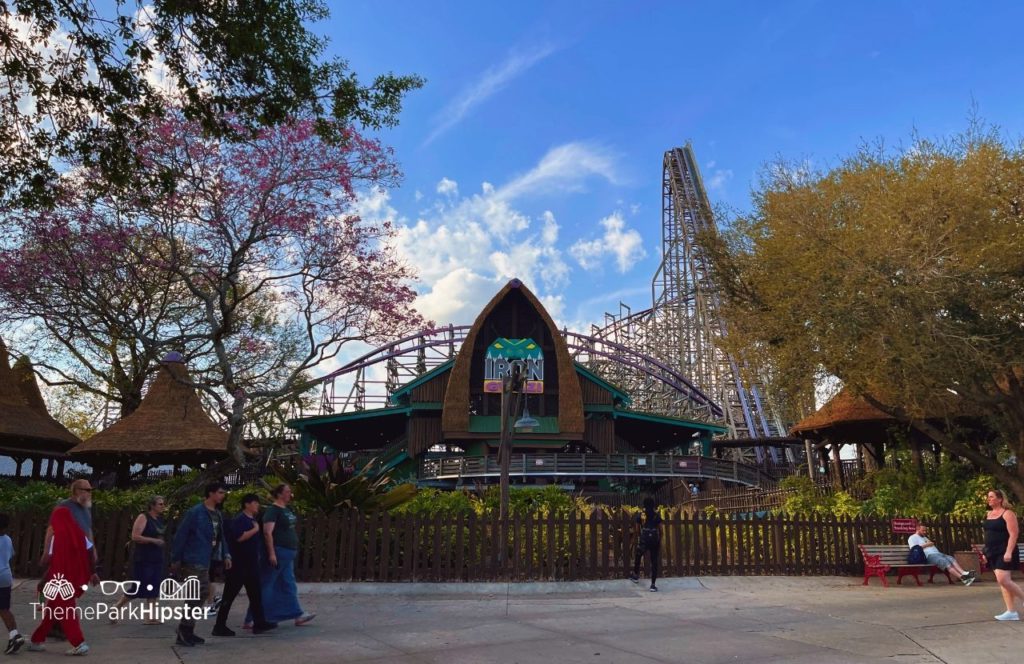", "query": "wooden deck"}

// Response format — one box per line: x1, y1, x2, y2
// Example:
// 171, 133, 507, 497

419, 453, 772, 487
